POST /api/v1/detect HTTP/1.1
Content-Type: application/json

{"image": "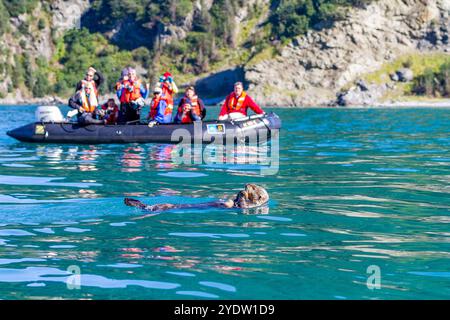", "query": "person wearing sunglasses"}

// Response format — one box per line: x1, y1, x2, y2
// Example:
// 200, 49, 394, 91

75, 66, 104, 100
